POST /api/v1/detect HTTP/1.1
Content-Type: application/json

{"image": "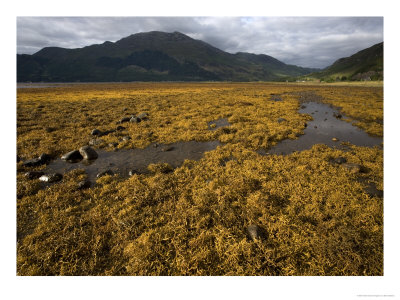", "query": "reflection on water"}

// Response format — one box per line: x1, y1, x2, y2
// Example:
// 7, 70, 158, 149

264, 102, 382, 155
